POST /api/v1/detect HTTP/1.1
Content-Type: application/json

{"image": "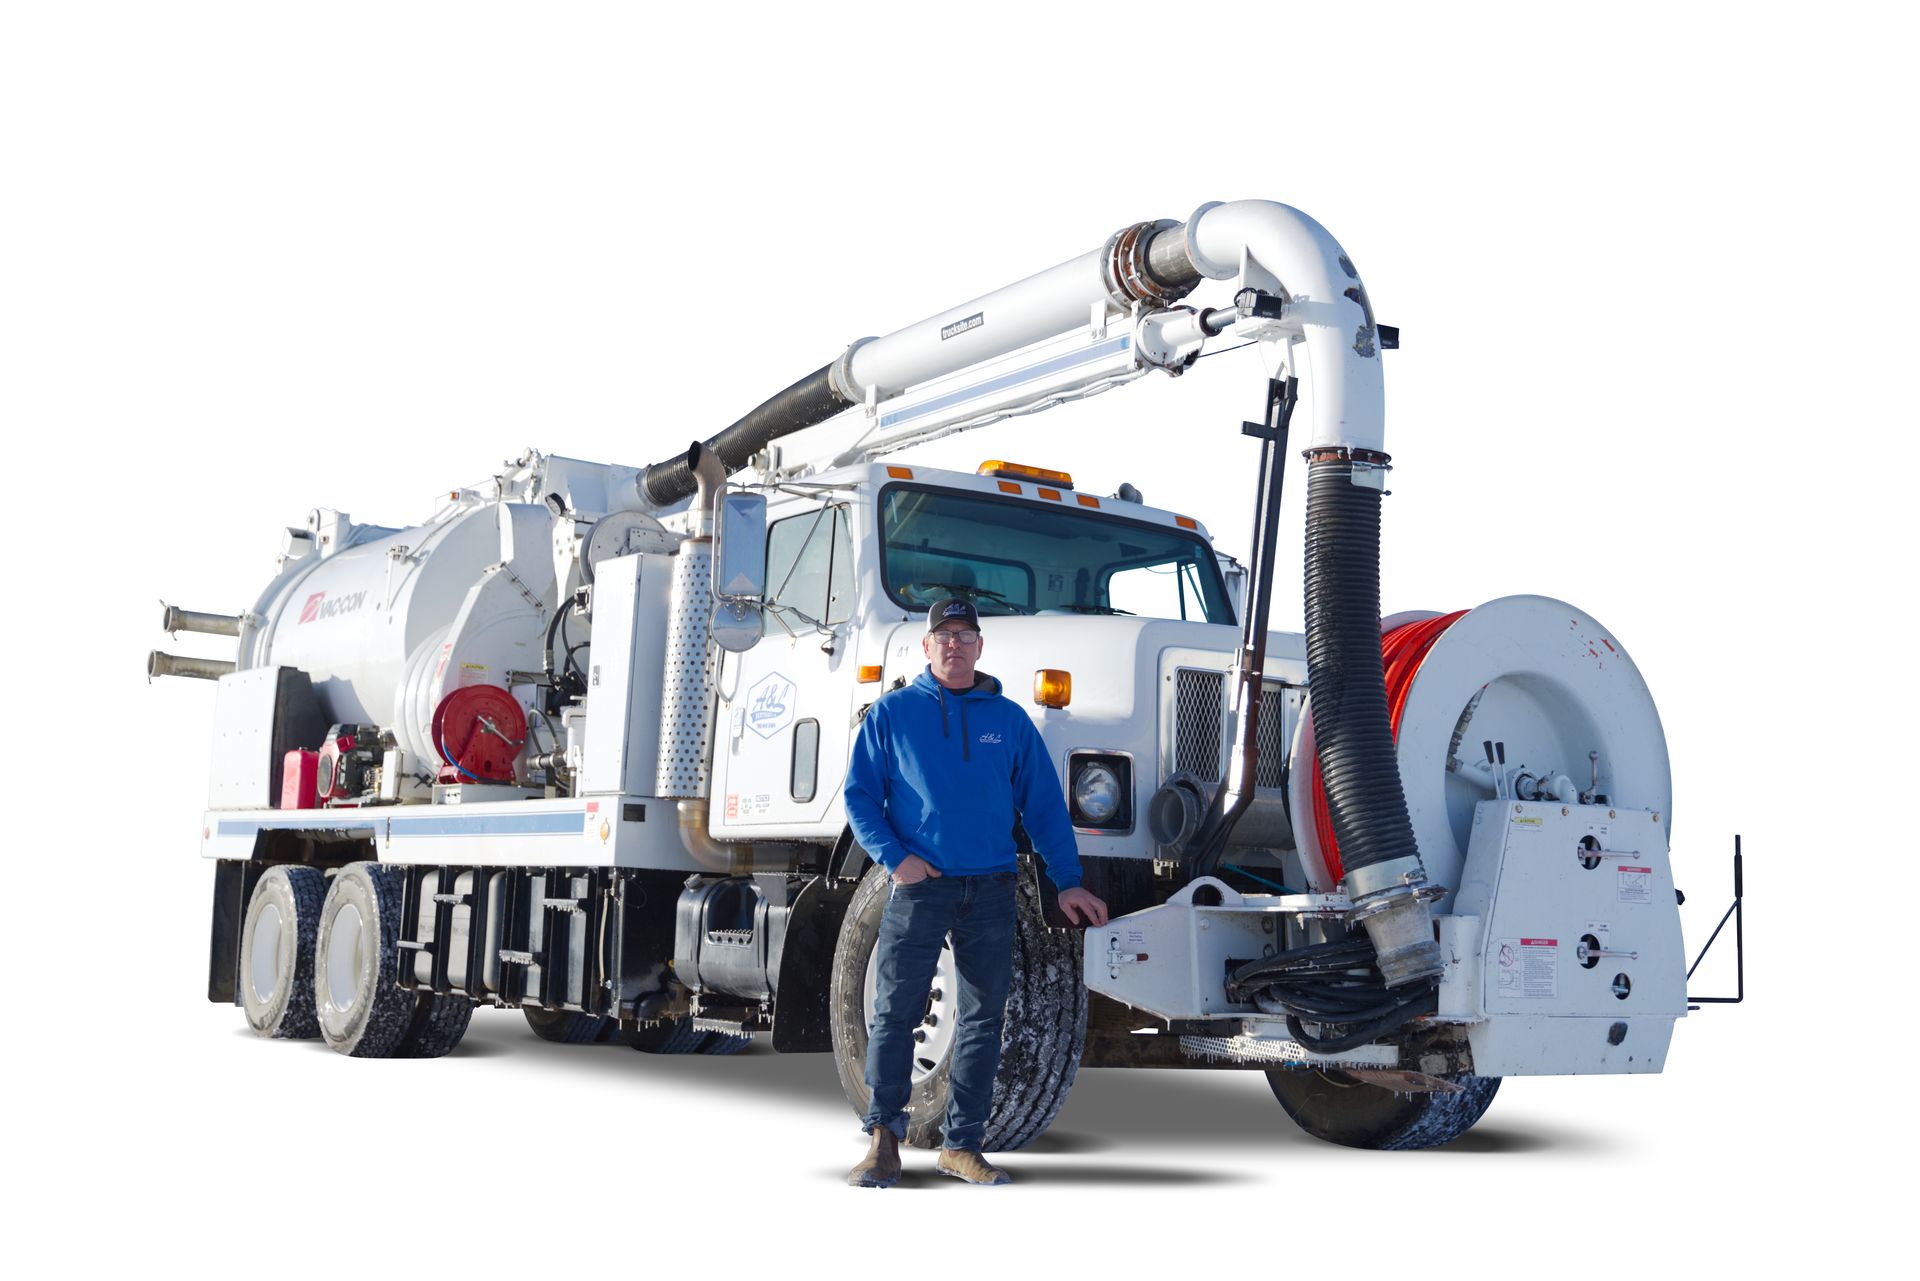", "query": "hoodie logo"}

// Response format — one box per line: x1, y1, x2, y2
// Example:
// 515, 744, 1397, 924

977, 732, 1002, 745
